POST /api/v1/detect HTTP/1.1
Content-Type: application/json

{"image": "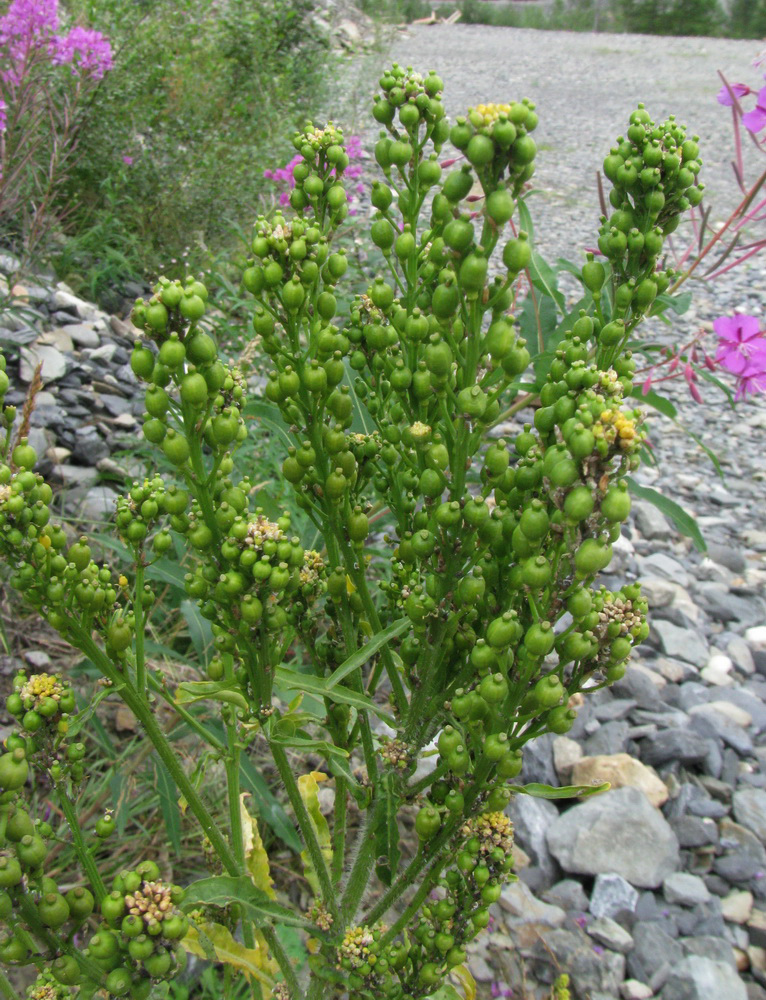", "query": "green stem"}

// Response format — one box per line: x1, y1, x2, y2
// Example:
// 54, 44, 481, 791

331, 775, 347, 886
133, 556, 146, 698
262, 924, 303, 999
0, 970, 21, 1000
57, 785, 107, 903
68, 623, 238, 875
270, 740, 340, 924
